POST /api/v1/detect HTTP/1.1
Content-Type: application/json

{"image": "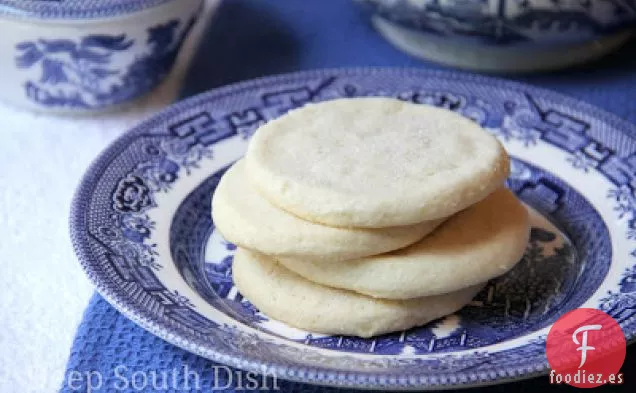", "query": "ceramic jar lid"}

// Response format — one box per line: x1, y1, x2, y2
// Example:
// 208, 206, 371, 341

0, 0, 175, 19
